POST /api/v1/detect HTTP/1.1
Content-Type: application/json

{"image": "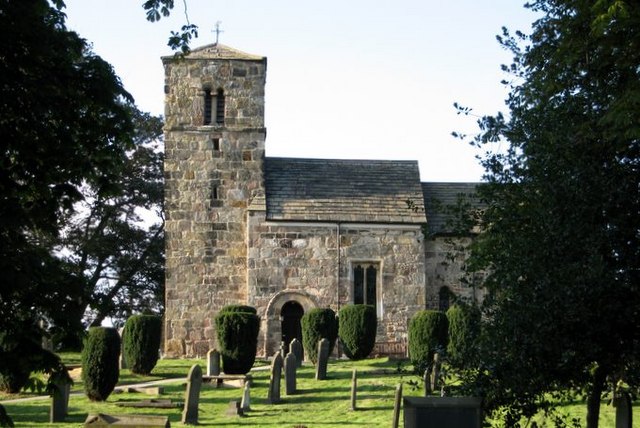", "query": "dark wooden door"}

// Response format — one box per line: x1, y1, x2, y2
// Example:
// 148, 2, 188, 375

281, 301, 304, 354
